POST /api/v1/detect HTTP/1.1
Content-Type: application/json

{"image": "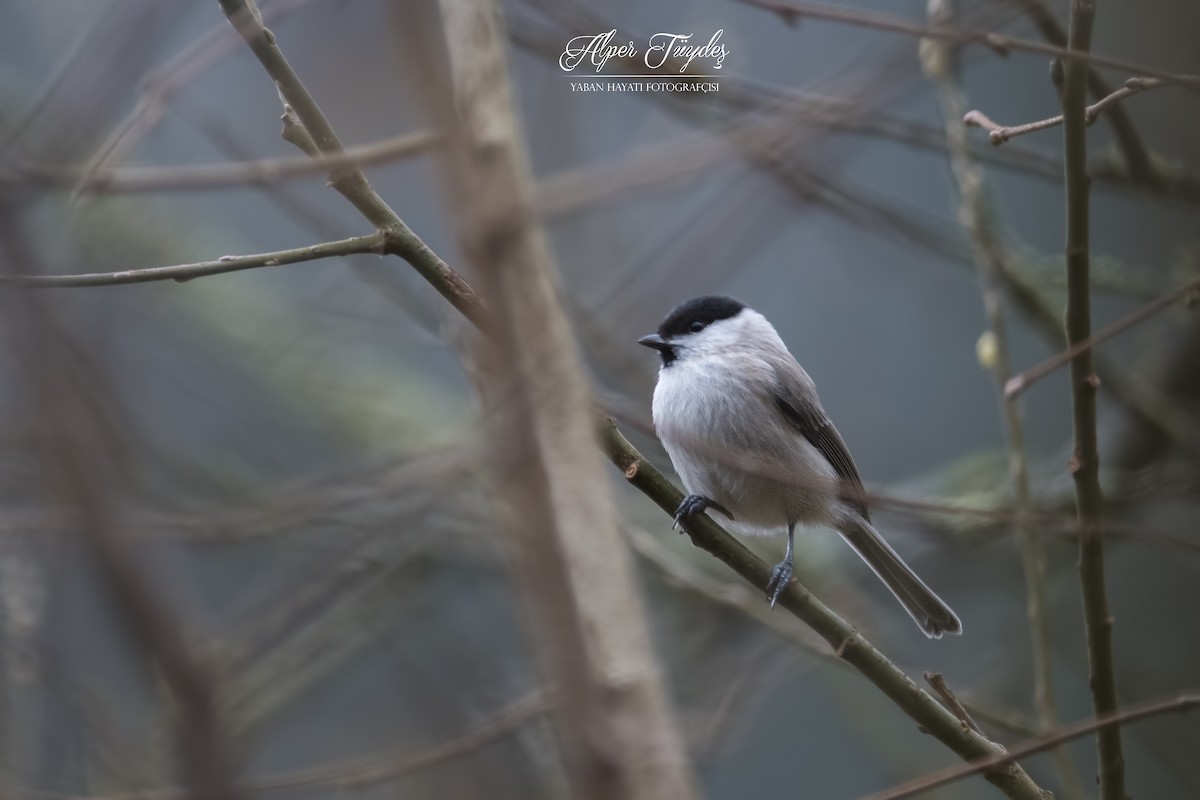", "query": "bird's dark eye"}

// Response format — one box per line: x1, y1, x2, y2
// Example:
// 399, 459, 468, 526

689, 320, 705, 333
